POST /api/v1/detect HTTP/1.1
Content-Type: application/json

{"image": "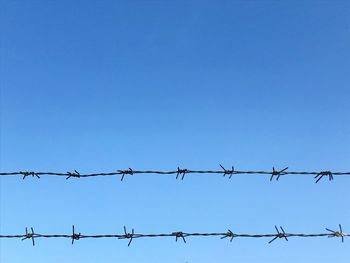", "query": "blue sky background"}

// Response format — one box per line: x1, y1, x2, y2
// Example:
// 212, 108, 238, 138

0, 1, 349, 262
